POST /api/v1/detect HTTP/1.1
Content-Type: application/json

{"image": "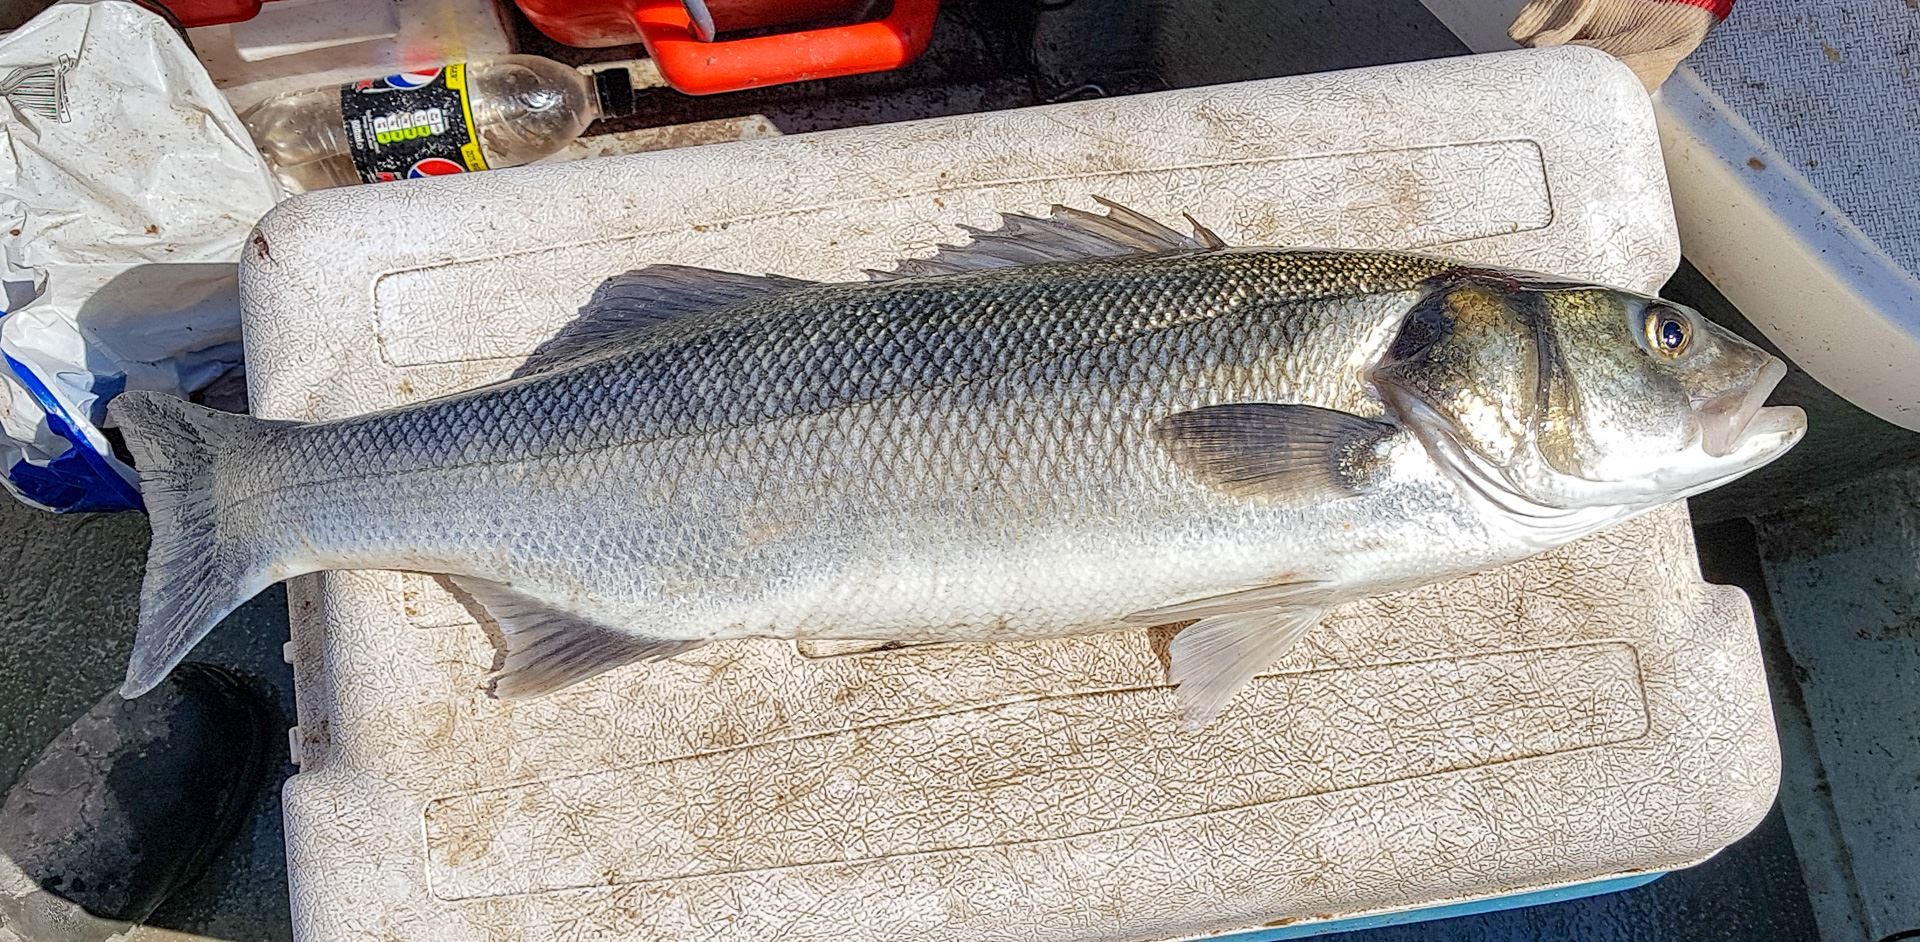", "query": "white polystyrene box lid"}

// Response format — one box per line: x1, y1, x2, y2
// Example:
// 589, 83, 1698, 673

1652, 0, 1920, 431
242, 47, 1776, 942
